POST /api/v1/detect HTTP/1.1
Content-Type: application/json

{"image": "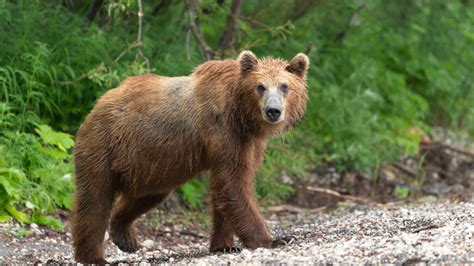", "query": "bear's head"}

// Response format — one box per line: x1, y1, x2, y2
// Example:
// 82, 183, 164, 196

236, 50, 309, 136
